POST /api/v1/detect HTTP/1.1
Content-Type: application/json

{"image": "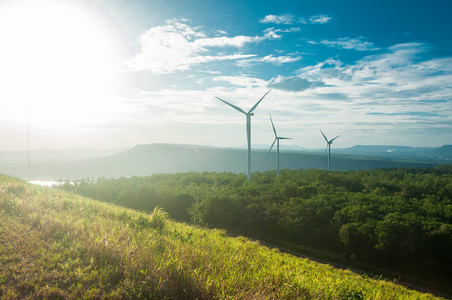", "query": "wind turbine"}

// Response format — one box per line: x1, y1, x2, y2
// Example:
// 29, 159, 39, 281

216, 89, 271, 181
320, 129, 340, 172
266, 113, 292, 176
